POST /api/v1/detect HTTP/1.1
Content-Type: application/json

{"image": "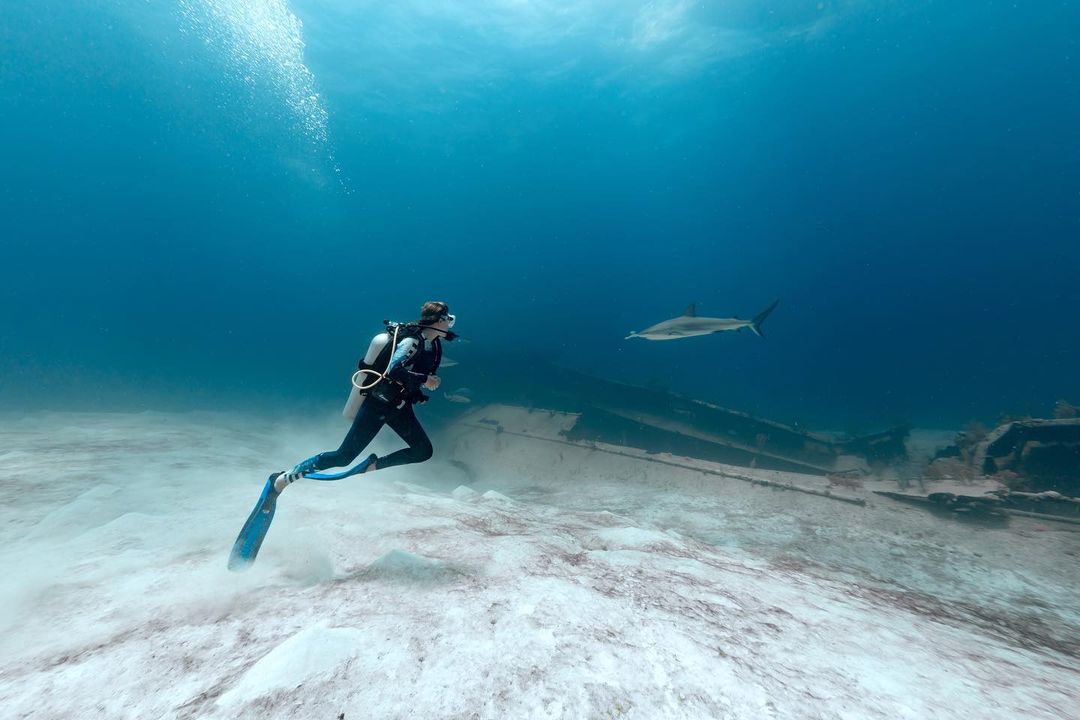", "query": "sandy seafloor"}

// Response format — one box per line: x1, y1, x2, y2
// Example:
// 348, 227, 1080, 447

1, 410, 1077, 720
